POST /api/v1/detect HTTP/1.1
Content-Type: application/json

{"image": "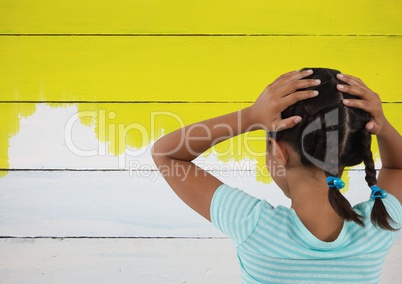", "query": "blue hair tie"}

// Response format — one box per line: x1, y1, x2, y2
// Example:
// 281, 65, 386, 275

326, 176, 345, 190
370, 185, 387, 200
